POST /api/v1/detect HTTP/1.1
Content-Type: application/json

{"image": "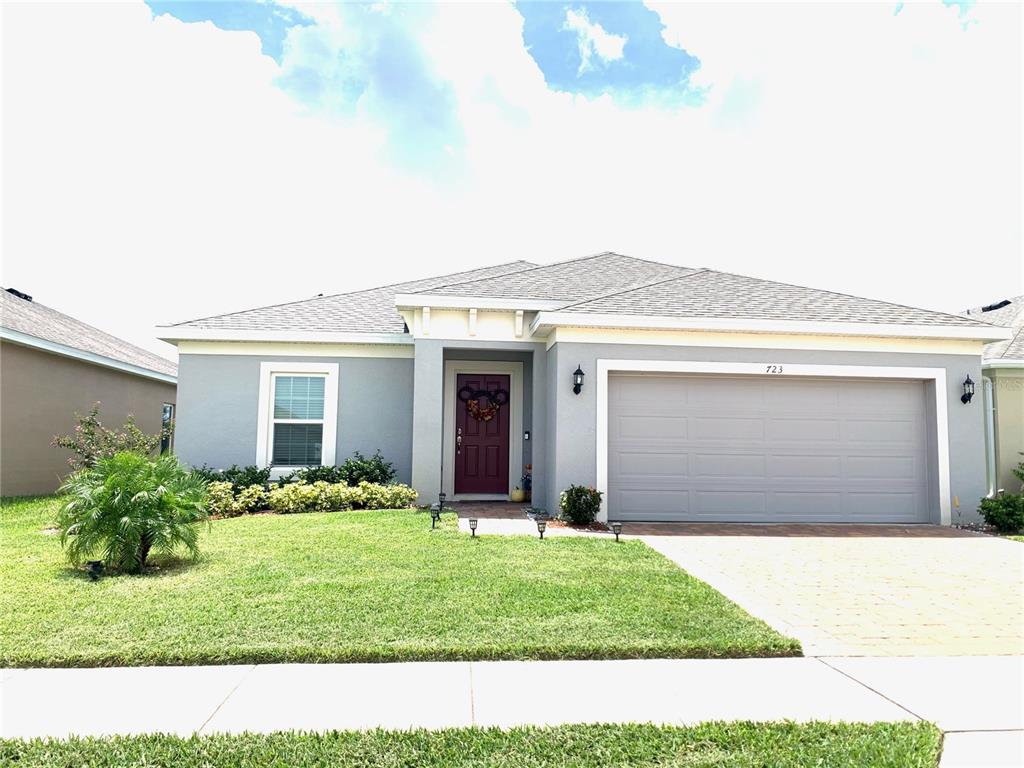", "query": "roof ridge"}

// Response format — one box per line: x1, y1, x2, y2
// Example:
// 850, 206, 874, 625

164, 260, 536, 328
413, 251, 693, 296
413, 251, 618, 294
697, 268, 1003, 328
555, 268, 709, 310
